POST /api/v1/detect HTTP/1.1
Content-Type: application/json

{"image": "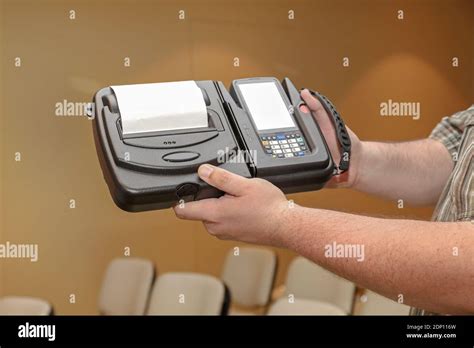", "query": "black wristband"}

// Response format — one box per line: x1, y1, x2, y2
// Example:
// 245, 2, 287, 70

304, 89, 351, 174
